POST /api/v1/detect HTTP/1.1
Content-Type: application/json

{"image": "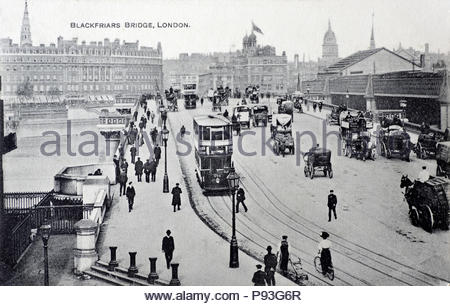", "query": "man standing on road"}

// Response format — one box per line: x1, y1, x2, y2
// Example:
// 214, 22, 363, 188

118, 169, 128, 196
143, 159, 151, 183
130, 145, 137, 164
126, 182, 136, 212
113, 154, 120, 183
252, 264, 266, 286
162, 230, 175, 269
171, 183, 182, 212
121, 158, 129, 174
154, 144, 162, 166
150, 158, 158, 182
263, 246, 277, 286
134, 157, 143, 182
236, 187, 248, 213
328, 190, 337, 222
279, 235, 289, 275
